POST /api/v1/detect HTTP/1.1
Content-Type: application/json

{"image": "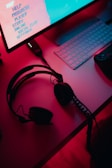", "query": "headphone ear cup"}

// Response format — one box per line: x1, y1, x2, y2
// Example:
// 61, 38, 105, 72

54, 83, 74, 106
29, 107, 53, 125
